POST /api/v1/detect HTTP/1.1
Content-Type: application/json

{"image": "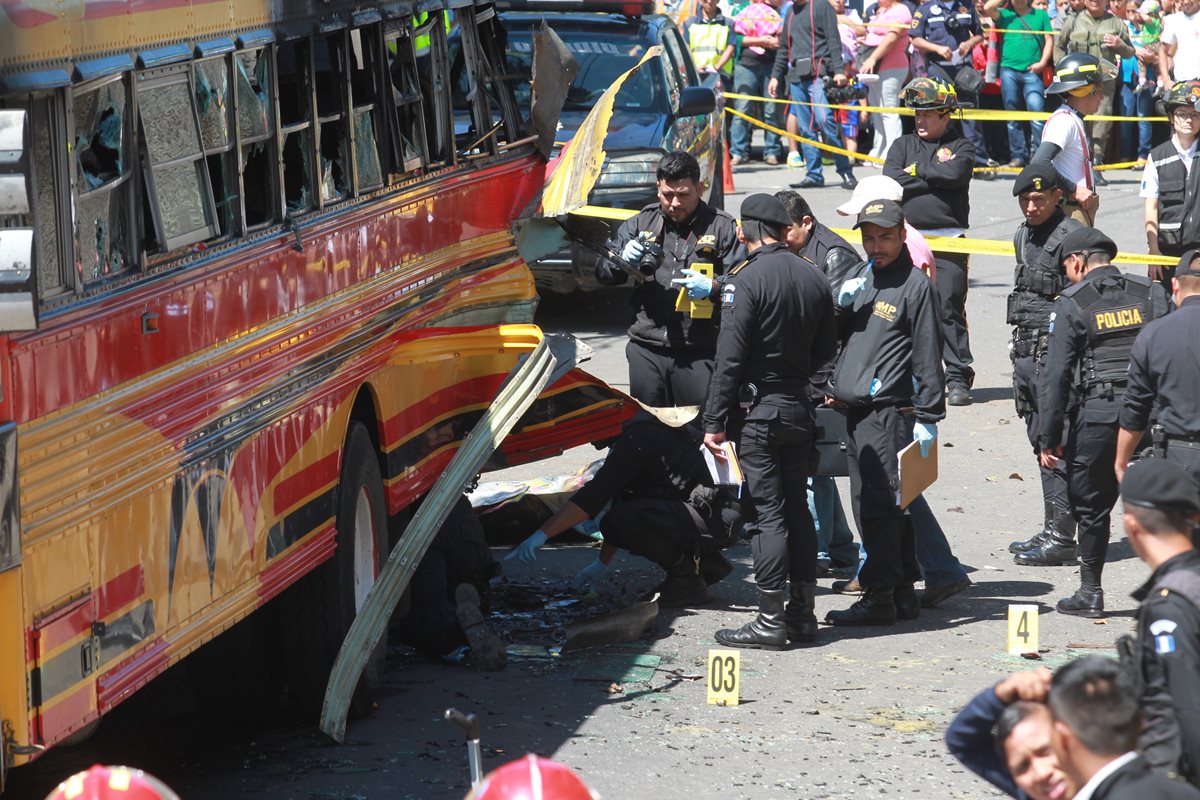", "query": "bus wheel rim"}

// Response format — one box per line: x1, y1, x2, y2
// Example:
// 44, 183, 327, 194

352, 487, 375, 614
